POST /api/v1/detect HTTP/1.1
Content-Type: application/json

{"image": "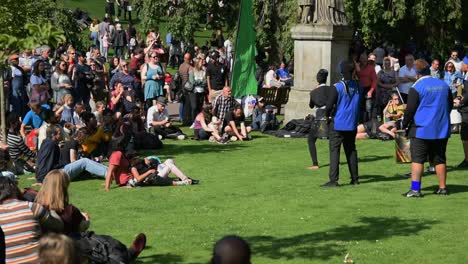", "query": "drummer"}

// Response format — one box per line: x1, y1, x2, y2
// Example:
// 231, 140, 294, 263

401, 59, 453, 197
307, 69, 330, 170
